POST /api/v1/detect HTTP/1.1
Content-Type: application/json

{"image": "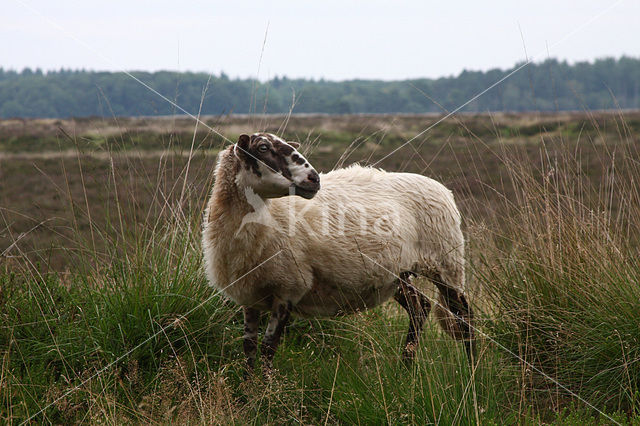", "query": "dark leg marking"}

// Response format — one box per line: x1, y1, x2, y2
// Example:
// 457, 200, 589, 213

260, 300, 292, 369
431, 274, 476, 360
243, 306, 260, 372
394, 271, 432, 363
